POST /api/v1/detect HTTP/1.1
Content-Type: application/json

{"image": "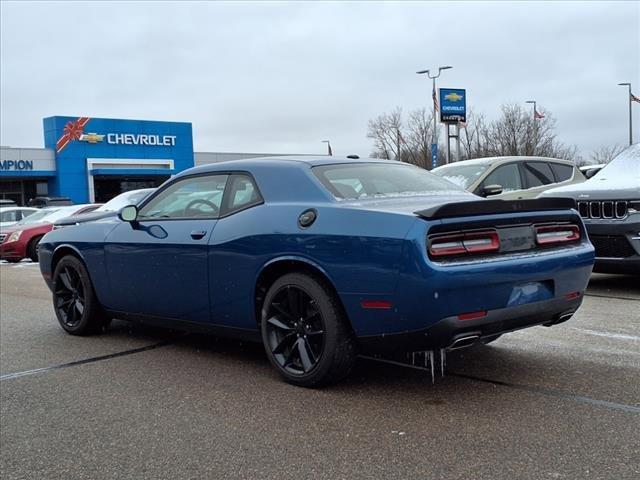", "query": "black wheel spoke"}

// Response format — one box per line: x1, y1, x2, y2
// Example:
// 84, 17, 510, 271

297, 338, 313, 372
272, 303, 295, 322
306, 329, 324, 336
59, 270, 73, 290
267, 316, 292, 331
303, 311, 320, 323
304, 338, 318, 363
272, 332, 296, 354
287, 287, 299, 317
75, 300, 84, 315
